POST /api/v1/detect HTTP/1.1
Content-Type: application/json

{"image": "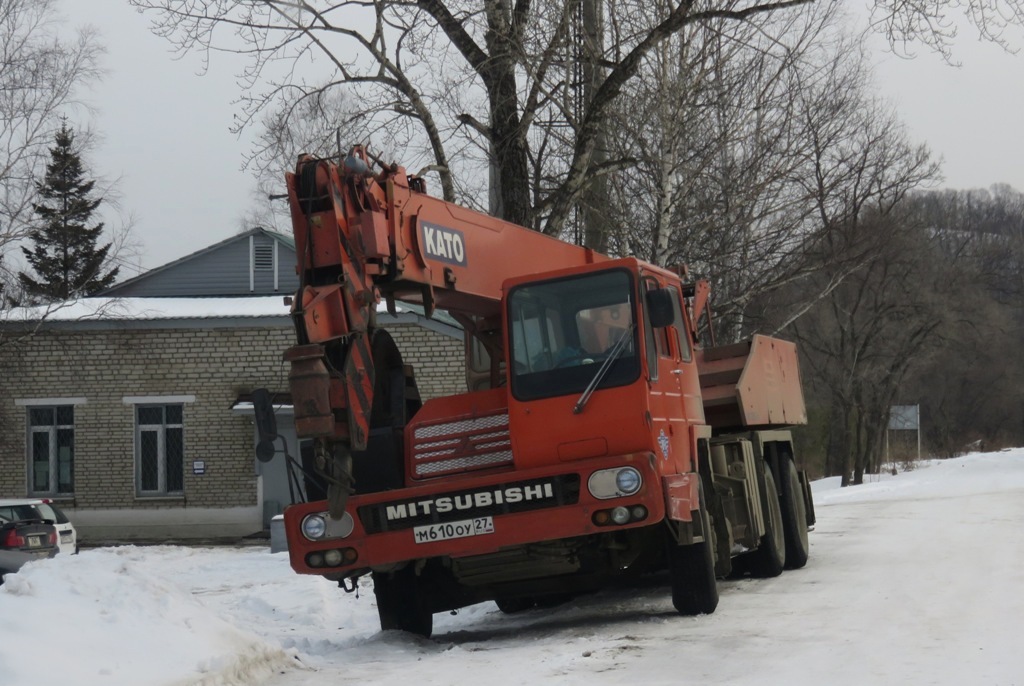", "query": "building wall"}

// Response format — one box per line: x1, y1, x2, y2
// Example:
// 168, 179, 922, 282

0, 327, 293, 512
0, 320, 465, 540
391, 325, 466, 400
